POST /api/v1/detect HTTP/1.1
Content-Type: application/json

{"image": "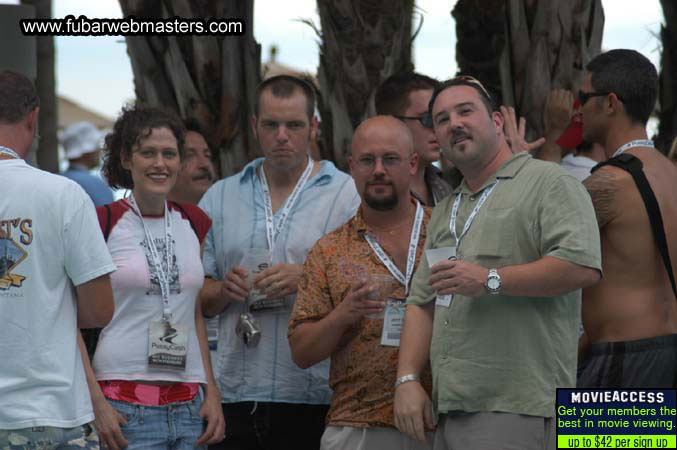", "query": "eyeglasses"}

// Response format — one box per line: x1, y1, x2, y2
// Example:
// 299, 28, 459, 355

451, 75, 492, 101
577, 90, 624, 106
394, 114, 433, 129
353, 155, 406, 171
